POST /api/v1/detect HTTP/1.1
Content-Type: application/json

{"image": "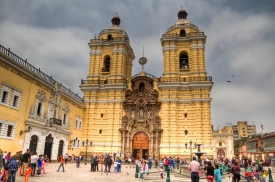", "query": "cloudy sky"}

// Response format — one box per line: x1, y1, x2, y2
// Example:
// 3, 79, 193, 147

0, 0, 274, 132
